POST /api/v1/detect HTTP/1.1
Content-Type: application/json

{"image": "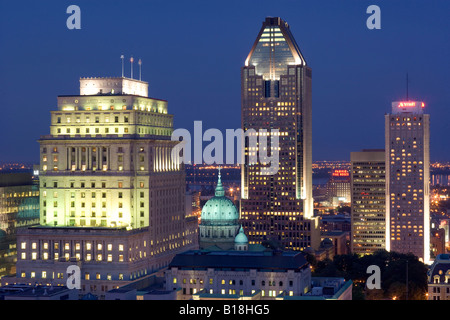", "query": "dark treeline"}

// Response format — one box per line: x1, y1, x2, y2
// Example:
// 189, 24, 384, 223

305, 250, 428, 300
